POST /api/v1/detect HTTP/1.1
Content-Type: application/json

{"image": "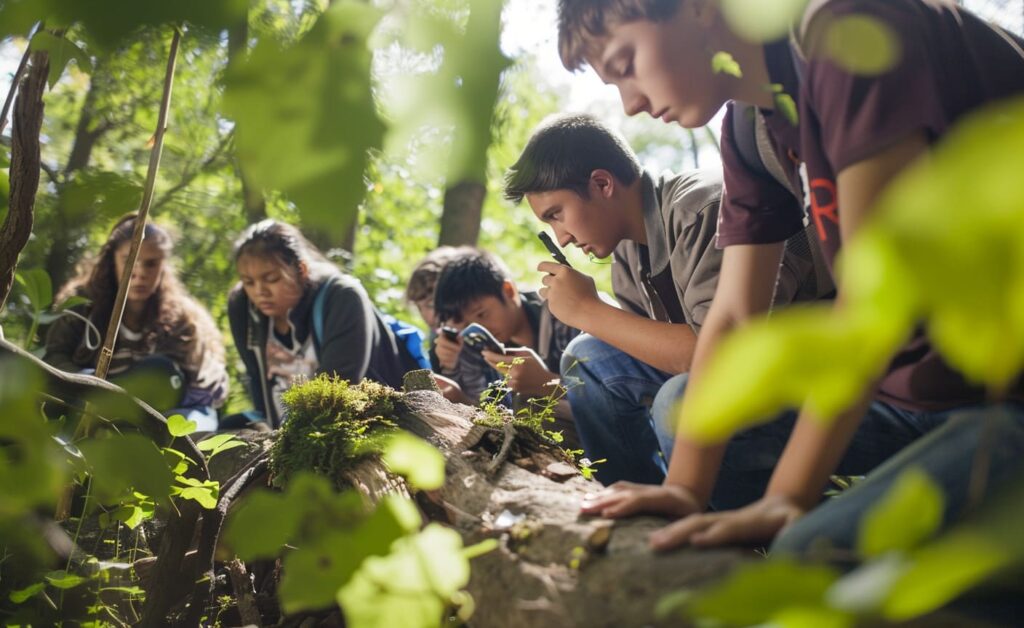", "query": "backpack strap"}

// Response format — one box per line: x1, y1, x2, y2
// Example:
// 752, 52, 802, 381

731, 103, 798, 199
